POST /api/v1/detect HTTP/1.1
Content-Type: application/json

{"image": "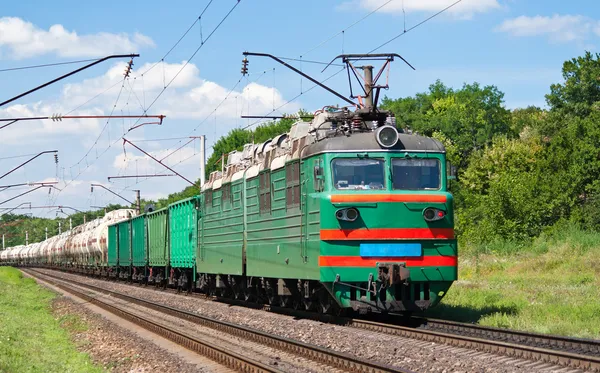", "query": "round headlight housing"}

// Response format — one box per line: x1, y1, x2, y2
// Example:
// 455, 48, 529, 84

423, 207, 446, 222
345, 208, 359, 222
335, 208, 360, 222
375, 125, 399, 148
